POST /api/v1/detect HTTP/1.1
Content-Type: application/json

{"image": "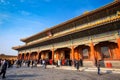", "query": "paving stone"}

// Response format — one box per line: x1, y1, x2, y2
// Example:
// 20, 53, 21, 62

1, 66, 120, 80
